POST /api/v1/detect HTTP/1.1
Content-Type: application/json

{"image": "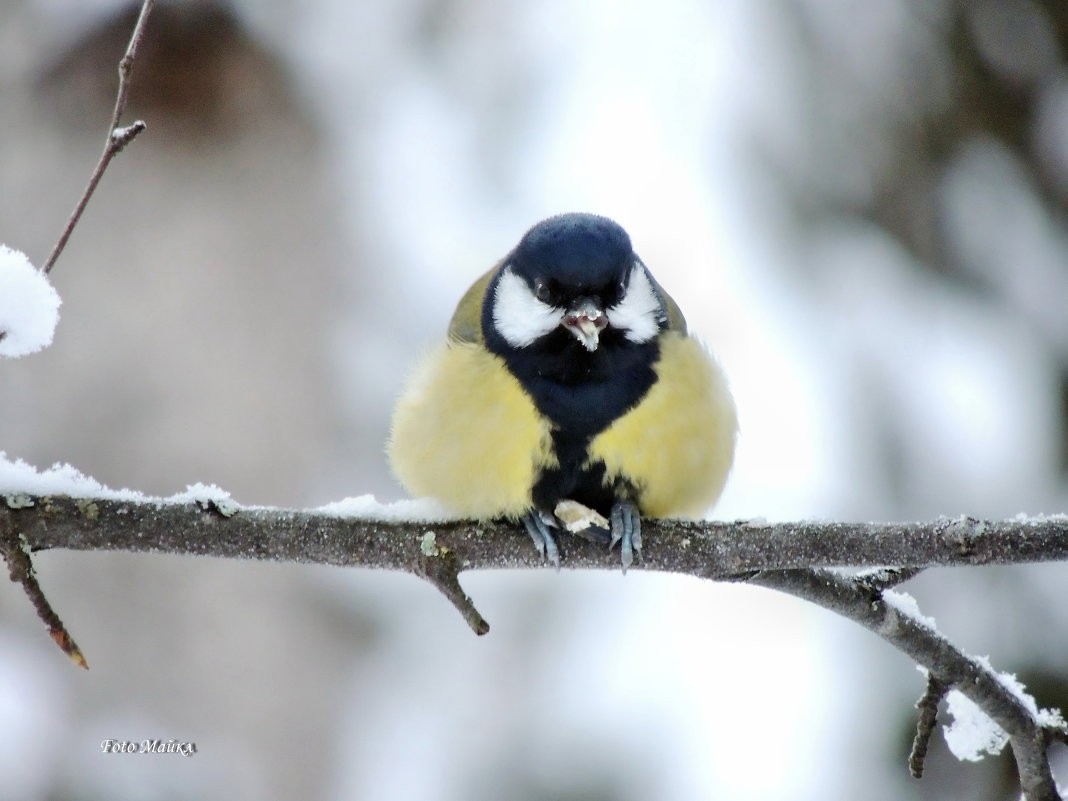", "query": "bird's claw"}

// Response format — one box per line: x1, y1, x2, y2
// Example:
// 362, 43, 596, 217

524, 502, 640, 572
609, 501, 642, 573
523, 510, 561, 570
